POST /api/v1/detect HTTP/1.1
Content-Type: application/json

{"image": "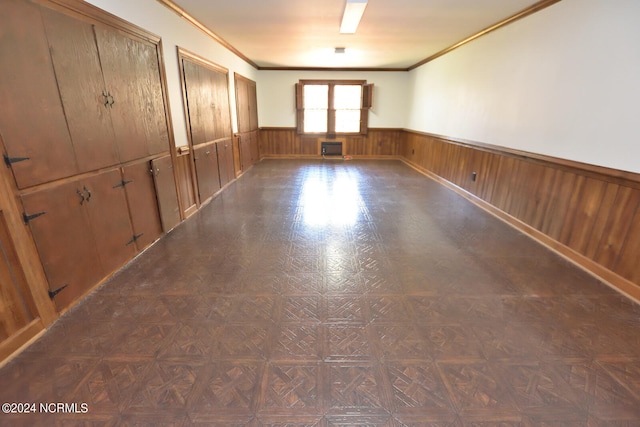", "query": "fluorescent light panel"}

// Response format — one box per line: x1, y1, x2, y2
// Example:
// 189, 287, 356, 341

340, 0, 368, 34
